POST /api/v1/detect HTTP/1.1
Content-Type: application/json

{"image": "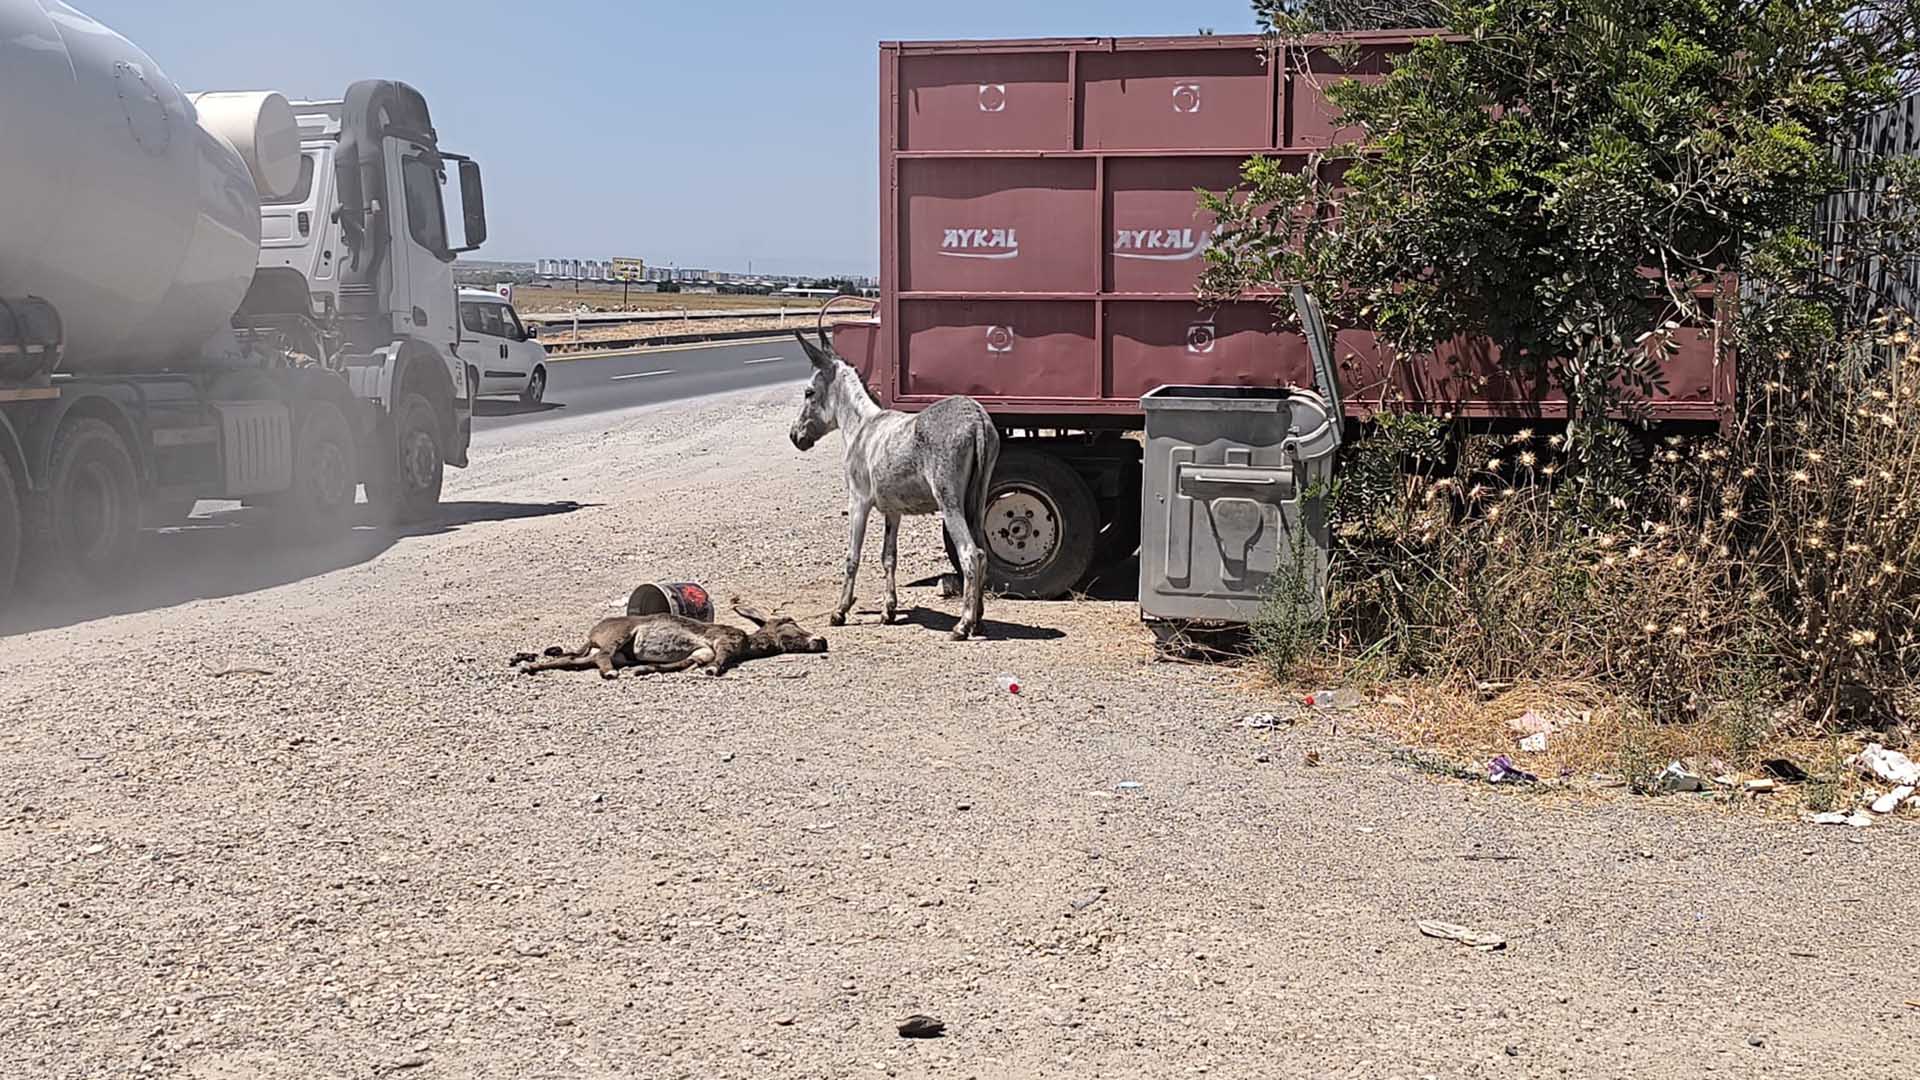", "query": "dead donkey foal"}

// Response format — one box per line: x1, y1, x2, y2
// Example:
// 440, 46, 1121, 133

512, 605, 827, 679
